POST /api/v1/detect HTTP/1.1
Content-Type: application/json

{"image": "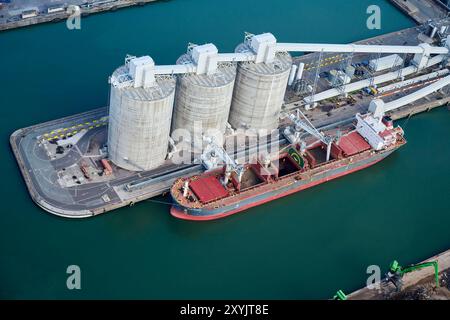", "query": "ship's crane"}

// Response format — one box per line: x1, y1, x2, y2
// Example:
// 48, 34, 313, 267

200, 136, 244, 187
386, 260, 440, 290
283, 109, 335, 162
